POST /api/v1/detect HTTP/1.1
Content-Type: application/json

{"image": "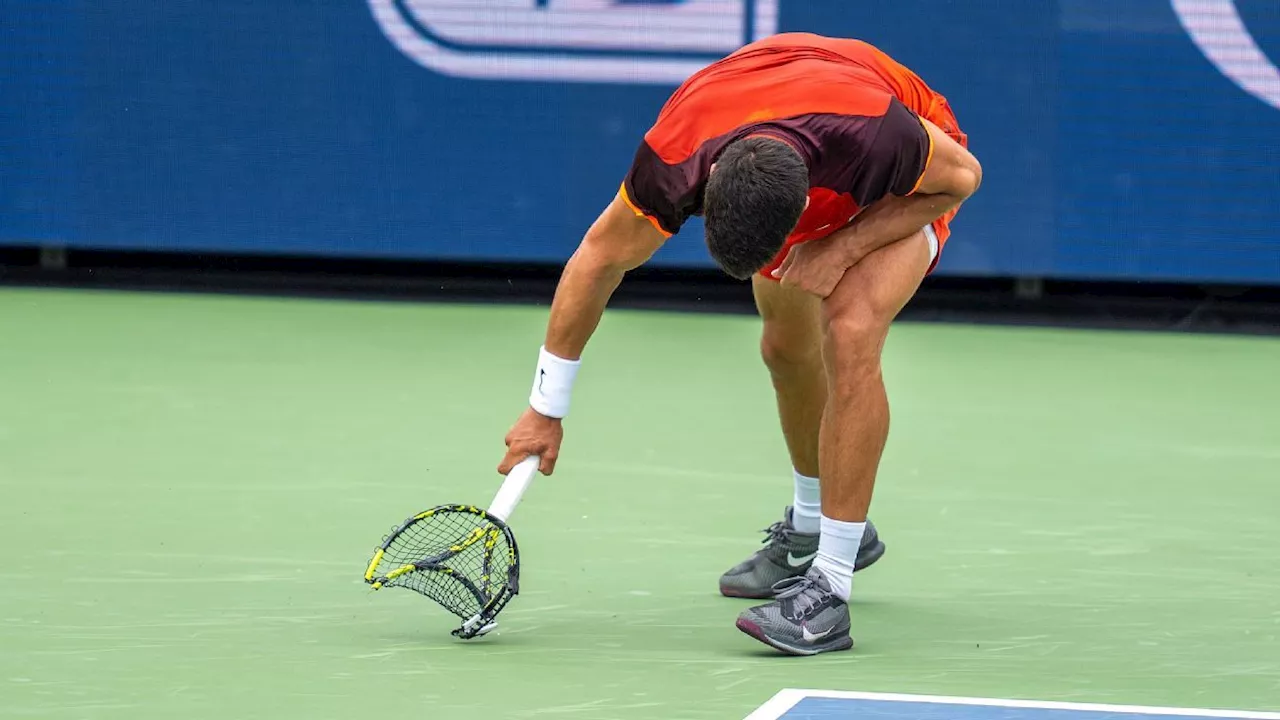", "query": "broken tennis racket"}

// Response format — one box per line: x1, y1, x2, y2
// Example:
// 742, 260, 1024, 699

363, 455, 539, 639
